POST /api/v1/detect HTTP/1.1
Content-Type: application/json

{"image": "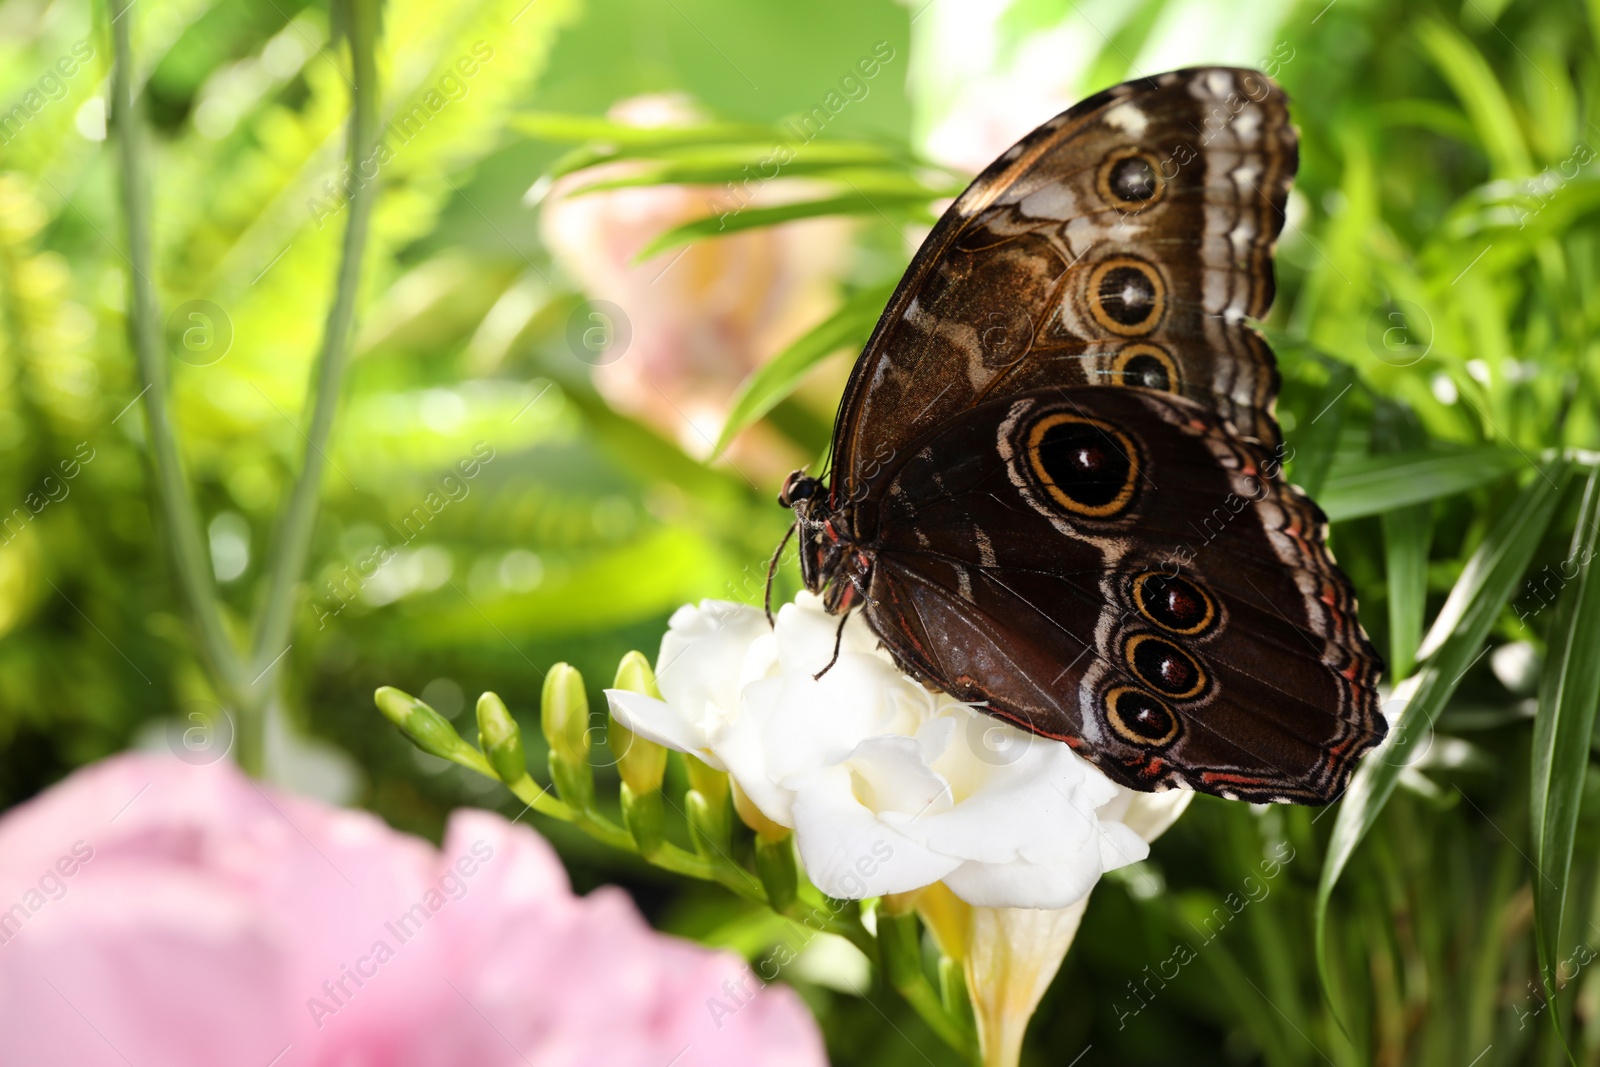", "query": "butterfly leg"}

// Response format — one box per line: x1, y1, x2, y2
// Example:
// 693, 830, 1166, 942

764, 522, 799, 627
812, 609, 850, 681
